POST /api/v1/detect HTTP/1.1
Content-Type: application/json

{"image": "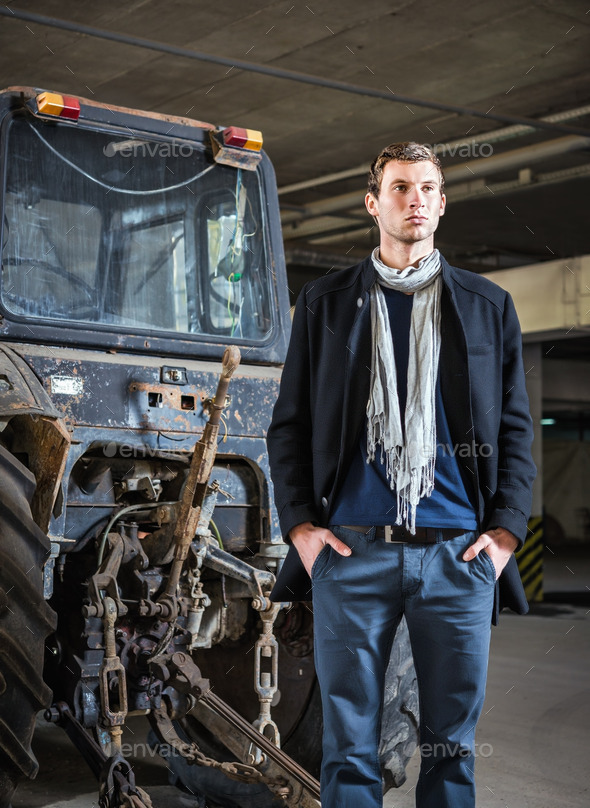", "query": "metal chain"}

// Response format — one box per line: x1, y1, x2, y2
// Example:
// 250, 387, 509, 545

150, 702, 288, 789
